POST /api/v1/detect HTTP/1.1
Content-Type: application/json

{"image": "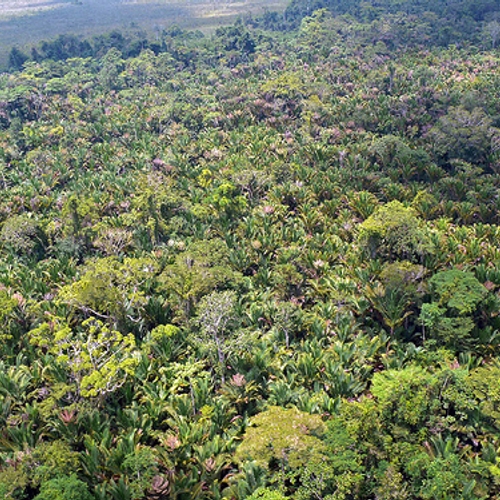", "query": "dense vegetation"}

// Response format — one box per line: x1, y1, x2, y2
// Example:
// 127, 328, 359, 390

1, 0, 500, 498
